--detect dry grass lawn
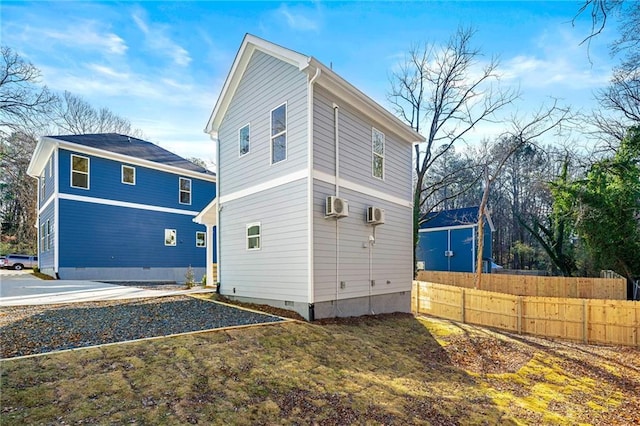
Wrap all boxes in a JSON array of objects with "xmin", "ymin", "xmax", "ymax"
[{"xmin": 1, "ymin": 301, "xmax": 639, "ymax": 425}]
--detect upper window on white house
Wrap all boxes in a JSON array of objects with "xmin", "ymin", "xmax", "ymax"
[
  {"xmin": 122, "ymin": 165, "xmax": 135, "ymax": 185},
  {"xmin": 164, "ymin": 229, "xmax": 176, "ymax": 246},
  {"xmin": 372, "ymin": 128, "xmax": 385, "ymax": 180},
  {"xmin": 239, "ymin": 124, "xmax": 250, "ymax": 157},
  {"xmin": 271, "ymin": 103, "xmax": 287, "ymax": 164},
  {"xmin": 179, "ymin": 177, "xmax": 191, "ymax": 205},
  {"xmin": 247, "ymin": 223, "xmax": 261, "ymax": 250},
  {"xmin": 196, "ymin": 231, "xmax": 206, "ymax": 248},
  {"xmin": 71, "ymin": 154, "xmax": 89, "ymax": 189}
]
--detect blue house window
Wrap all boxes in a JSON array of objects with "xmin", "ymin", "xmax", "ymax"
[
  {"xmin": 271, "ymin": 103, "xmax": 287, "ymax": 164},
  {"xmin": 122, "ymin": 165, "xmax": 135, "ymax": 185},
  {"xmin": 196, "ymin": 231, "xmax": 206, "ymax": 248},
  {"xmin": 179, "ymin": 177, "xmax": 191, "ymax": 205},
  {"xmin": 71, "ymin": 154, "xmax": 89, "ymax": 189},
  {"xmin": 40, "ymin": 173, "xmax": 45, "ymax": 199},
  {"xmin": 239, "ymin": 124, "xmax": 250, "ymax": 157},
  {"xmin": 164, "ymin": 229, "xmax": 176, "ymax": 246},
  {"xmin": 40, "ymin": 223, "xmax": 46, "ymax": 252}
]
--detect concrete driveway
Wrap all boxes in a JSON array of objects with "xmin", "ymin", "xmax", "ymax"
[{"xmin": 0, "ymin": 270, "xmax": 214, "ymax": 306}]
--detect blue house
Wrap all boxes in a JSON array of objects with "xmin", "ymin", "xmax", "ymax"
[
  {"xmin": 417, "ymin": 206, "xmax": 494, "ymax": 273},
  {"xmin": 27, "ymin": 133, "xmax": 217, "ymax": 282}
]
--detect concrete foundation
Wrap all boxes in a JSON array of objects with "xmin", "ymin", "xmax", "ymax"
[{"xmin": 56, "ymin": 267, "xmax": 205, "ymax": 283}]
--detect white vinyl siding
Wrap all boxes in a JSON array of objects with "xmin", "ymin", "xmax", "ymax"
[
  {"xmin": 217, "ymin": 49, "xmax": 308, "ymax": 195},
  {"xmin": 179, "ymin": 177, "xmax": 191, "ymax": 205},
  {"xmin": 246, "ymin": 222, "xmax": 261, "ymax": 250},
  {"xmin": 271, "ymin": 103, "xmax": 287, "ymax": 164},
  {"xmin": 70, "ymin": 154, "xmax": 89, "ymax": 189},
  {"xmin": 239, "ymin": 124, "xmax": 250, "ymax": 157},
  {"xmin": 219, "ymin": 179, "xmax": 308, "ymax": 302},
  {"xmin": 313, "ymin": 180, "xmax": 412, "ymax": 303},
  {"xmin": 312, "ymin": 86, "xmax": 412, "ymax": 201},
  {"xmin": 122, "ymin": 165, "xmax": 135, "ymax": 185},
  {"xmin": 372, "ymin": 128, "xmax": 385, "ymax": 179}
]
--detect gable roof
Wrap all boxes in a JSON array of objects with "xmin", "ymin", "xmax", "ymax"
[
  {"xmin": 420, "ymin": 206, "xmax": 495, "ymax": 232},
  {"xmin": 205, "ymin": 34, "xmax": 425, "ymax": 144},
  {"xmin": 28, "ymin": 133, "xmax": 215, "ymax": 181}
]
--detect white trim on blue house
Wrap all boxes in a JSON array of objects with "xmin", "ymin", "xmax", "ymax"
[
  {"xmin": 58, "ymin": 193, "xmax": 201, "ymax": 216},
  {"xmin": 418, "ymin": 224, "xmax": 477, "ymax": 232},
  {"xmin": 39, "ymin": 194, "xmax": 55, "ymax": 215}
]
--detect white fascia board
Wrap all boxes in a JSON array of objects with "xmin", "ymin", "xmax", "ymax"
[
  {"xmin": 57, "ymin": 141, "xmax": 216, "ymax": 182},
  {"xmin": 485, "ymin": 210, "xmax": 496, "ymax": 232},
  {"xmin": 309, "ymin": 58, "xmax": 425, "ymax": 145},
  {"xmin": 205, "ymin": 34, "xmax": 310, "ymax": 135},
  {"xmin": 27, "ymin": 137, "xmax": 57, "ymax": 177}
]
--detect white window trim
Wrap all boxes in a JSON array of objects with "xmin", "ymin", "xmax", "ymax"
[
  {"xmin": 179, "ymin": 177, "xmax": 192, "ymax": 205},
  {"xmin": 48, "ymin": 157, "xmax": 52, "ymax": 177},
  {"xmin": 270, "ymin": 102, "xmax": 288, "ymax": 165},
  {"xmin": 121, "ymin": 165, "xmax": 136, "ymax": 185},
  {"xmin": 46, "ymin": 219, "xmax": 51, "ymax": 251},
  {"xmin": 164, "ymin": 229, "xmax": 177, "ymax": 246},
  {"xmin": 70, "ymin": 154, "xmax": 90, "ymax": 190},
  {"xmin": 40, "ymin": 223, "xmax": 46, "ymax": 253},
  {"xmin": 41, "ymin": 173, "xmax": 46, "ymax": 199},
  {"xmin": 372, "ymin": 127, "xmax": 385, "ymax": 180},
  {"xmin": 239, "ymin": 123, "xmax": 251, "ymax": 157},
  {"xmin": 246, "ymin": 222, "xmax": 261, "ymax": 251},
  {"xmin": 196, "ymin": 231, "xmax": 206, "ymax": 248}
]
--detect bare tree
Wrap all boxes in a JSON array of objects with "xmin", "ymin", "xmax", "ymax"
[
  {"xmin": 474, "ymin": 101, "xmax": 571, "ymax": 289},
  {"xmin": 387, "ymin": 26, "xmax": 518, "ymax": 273},
  {"xmin": 52, "ymin": 91, "xmax": 144, "ymax": 137},
  {"xmin": 0, "ymin": 46, "xmax": 56, "ymax": 136}
]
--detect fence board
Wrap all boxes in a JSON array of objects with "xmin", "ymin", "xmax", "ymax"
[
  {"xmin": 416, "ymin": 271, "xmax": 627, "ymax": 300},
  {"xmin": 413, "ymin": 280, "xmax": 640, "ymax": 347}
]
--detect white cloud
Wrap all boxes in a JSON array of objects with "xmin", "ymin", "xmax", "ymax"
[
  {"xmin": 275, "ymin": 4, "xmax": 321, "ymax": 32},
  {"xmin": 131, "ymin": 10, "xmax": 191, "ymax": 67}
]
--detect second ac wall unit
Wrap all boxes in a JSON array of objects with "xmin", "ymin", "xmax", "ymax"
[
  {"xmin": 326, "ymin": 196, "xmax": 349, "ymax": 217},
  {"xmin": 367, "ymin": 206, "xmax": 385, "ymax": 224}
]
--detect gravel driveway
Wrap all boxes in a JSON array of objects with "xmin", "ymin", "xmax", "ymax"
[{"xmin": 0, "ymin": 296, "xmax": 285, "ymax": 359}]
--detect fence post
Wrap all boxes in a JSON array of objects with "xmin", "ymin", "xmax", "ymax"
[
  {"xmin": 582, "ymin": 299, "xmax": 588, "ymax": 344},
  {"xmin": 461, "ymin": 288, "xmax": 466, "ymax": 323},
  {"xmin": 517, "ymin": 296, "xmax": 523, "ymax": 334}
]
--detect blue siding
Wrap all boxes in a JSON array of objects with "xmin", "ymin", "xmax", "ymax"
[
  {"xmin": 38, "ymin": 203, "xmax": 55, "ymax": 269},
  {"xmin": 418, "ymin": 223, "xmax": 493, "ymax": 273},
  {"xmin": 39, "ymin": 152, "xmax": 56, "ymax": 208},
  {"xmin": 58, "ymin": 199, "xmax": 215, "ymax": 268},
  {"xmin": 58, "ymin": 149, "xmax": 216, "ymax": 210},
  {"xmin": 418, "ymin": 230, "xmax": 449, "ymax": 271}
]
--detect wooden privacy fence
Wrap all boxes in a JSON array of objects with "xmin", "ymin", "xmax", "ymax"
[
  {"xmin": 413, "ymin": 281, "xmax": 640, "ymax": 347},
  {"xmin": 416, "ymin": 270, "xmax": 627, "ymax": 300}
]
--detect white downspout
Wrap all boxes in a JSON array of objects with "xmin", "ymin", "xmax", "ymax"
[
  {"xmin": 333, "ymin": 103, "xmax": 341, "ymax": 315},
  {"xmin": 307, "ymin": 67, "xmax": 321, "ymax": 315}
]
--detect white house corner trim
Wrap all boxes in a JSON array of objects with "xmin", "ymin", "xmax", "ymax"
[{"xmin": 307, "ymin": 68, "xmax": 320, "ymax": 305}]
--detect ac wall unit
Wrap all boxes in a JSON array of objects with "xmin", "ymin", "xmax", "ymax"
[
  {"xmin": 326, "ymin": 196, "xmax": 349, "ymax": 217},
  {"xmin": 366, "ymin": 206, "xmax": 385, "ymax": 224}
]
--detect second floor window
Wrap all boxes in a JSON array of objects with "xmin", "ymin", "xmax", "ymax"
[
  {"xmin": 71, "ymin": 154, "xmax": 89, "ymax": 189},
  {"xmin": 122, "ymin": 165, "xmax": 135, "ymax": 185},
  {"xmin": 372, "ymin": 128, "xmax": 385, "ymax": 180},
  {"xmin": 41, "ymin": 173, "xmax": 46, "ymax": 199},
  {"xmin": 239, "ymin": 124, "xmax": 250, "ymax": 156},
  {"xmin": 271, "ymin": 103, "xmax": 287, "ymax": 164},
  {"xmin": 179, "ymin": 177, "xmax": 191, "ymax": 204}
]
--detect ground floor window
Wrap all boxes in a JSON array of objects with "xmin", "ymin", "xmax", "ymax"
[
  {"xmin": 164, "ymin": 229, "xmax": 176, "ymax": 246},
  {"xmin": 247, "ymin": 223, "xmax": 261, "ymax": 250},
  {"xmin": 196, "ymin": 231, "xmax": 206, "ymax": 247}
]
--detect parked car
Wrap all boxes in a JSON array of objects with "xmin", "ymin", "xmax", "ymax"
[{"xmin": 1, "ymin": 254, "xmax": 38, "ymax": 270}]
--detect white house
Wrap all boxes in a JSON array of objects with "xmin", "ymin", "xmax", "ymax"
[{"xmin": 203, "ymin": 34, "xmax": 424, "ymax": 320}]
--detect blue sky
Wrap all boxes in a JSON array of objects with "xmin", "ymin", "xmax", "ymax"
[{"xmin": 2, "ymin": 1, "xmax": 615, "ymax": 165}]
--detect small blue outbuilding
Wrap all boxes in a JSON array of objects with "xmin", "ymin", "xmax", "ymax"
[{"xmin": 416, "ymin": 206, "xmax": 495, "ymax": 273}]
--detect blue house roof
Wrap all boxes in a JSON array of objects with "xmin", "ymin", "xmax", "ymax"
[
  {"xmin": 48, "ymin": 133, "xmax": 214, "ymax": 176},
  {"xmin": 420, "ymin": 206, "xmax": 495, "ymax": 231}
]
